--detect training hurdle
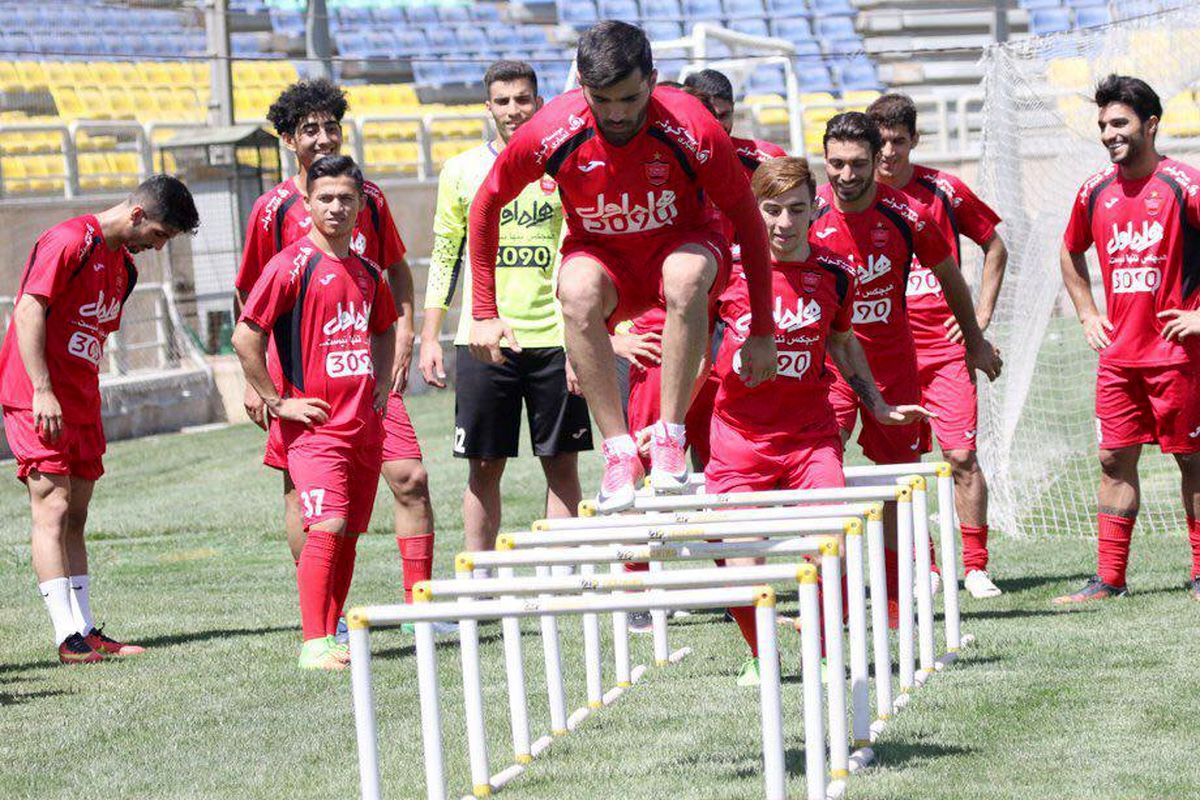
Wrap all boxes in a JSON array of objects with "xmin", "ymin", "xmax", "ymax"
[{"xmin": 348, "ymin": 581, "xmax": 826, "ymax": 800}]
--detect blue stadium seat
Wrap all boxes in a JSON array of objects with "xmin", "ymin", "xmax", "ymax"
[
  {"xmin": 772, "ymin": 17, "xmax": 814, "ymax": 43},
  {"xmin": 792, "ymin": 40, "xmax": 822, "ymax": 57},
  {"xmin": 412, "ymin": 59, "xmax": 449, "ymax": 88},
  {"xmin": 396, "ymin": 30, "xmax": 431, "ymax": 56},
  {"xmin": 747, "ymin": 65, "xmax": 786, "ymax": 96},
  {"xmin": 439, "ymin": 5, "xmax": 471, "ymax": 23},
  {"xmin": 810, "ymin": 0, "xmax": 855, "ymax": 14},
  {"xmin": 835, "ymin": 59, "xmax": 879, "ymax": 90},
  {"xmin": 518, "ymin": 27, "xmax": 548, "ymax": 46},
  {"xmin": 459, "ymin": 26, "xmax": 489, "ymax": 51},
  {"xmin": 825, "ymin": 38, "xmax": 863, "ymax": 57},
  {"xmin": 1066, "ymin": 0, "xmax": 1107, "ymax": 6},
  {"xmin": 428, "ymin": 27, "xmax": 459, "ymax": 52},
  {"xmin": 558, "ymin": 0, "xmax": 599, "ymax": 25},
  {"xmin": 1075, "ymin": 6, "xmax": 1111, "ymax": 27},
  {"xmin": 722, "ymin": 0, "xmax": 764, "ymax": 19},
  {"xmin": 644, "ymin": 21, "xmax": 685, "ymax": 40},
  {"xmin": 1029, "ymin": 7, "xmax": 1071, "ymax": 35},
  {"xmin": 642, "ymin": 0, "xmax": 682, "ymax": 19},
  {"xmin": 372, "ymin": 6, "xmax": 405, "ymax": 25},
  {"xmin": 795, "ymin": 62, "xmax": 835, "ymax": 93},
  {"xmin": 765, "ymin": 0, "xmax": 808, "ymax": 15},
  {"xmin": 729, "ymin": 17, "xmax": 769, "ymax": 37},
  {"xmin": 1018, "ymin": 0, "xmax": 1061, "ymax": 8},
  {"xmin": 682, "ymin": 0, "xmax": 723, "ymax": 22},
  {"xmin": 815, "ymin": 15, "xmax": 856, "ymax": 41},
  {"xmin": 406, "ymin": 5, "xmax": 440, "ymax": 25},
  {"xmin": 487, "ymin": 28, "xmax": 521, "ymax": 48},
  {"xmin": 600, "ymin": 0, "xmax": 640, "ymax": 19},
  {"xmin": 473, "ymin": 4, "xmax": 502, "ymax": 22}
]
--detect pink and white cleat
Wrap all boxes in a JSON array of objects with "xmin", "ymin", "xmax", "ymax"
[
  {"xmin": 596, "ymin": 440, "xmax": 645, "ymax": 513},
  {"xmin": 649, "ymin": 426, "xmax": 689, "ymax": 494}
]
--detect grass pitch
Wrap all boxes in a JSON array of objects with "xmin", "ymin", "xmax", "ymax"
[{"xmin": 1, "ymin": 391, "xmax": 1199, "ymax": 799}]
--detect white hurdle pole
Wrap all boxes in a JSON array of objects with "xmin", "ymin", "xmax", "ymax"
[
  {"xmin": 648, "ymin": 559, "xmax": 670, "ymax": 666},
  {"xmin": 820, "ymin": 538, "xmax": 849, "ymax": 781},
  {"xmin": 844, "ymin": 521, "xmax": 872, "ymax": 759},
  {"xmin": 541, "ymin": 501, "xmax": 881, "ymax": 531},
  {"xmin": 349, "ymin": 617, "xmax": 384, "ymax": 800},
  {"xmin": 865, "ymin": 505, "xmax": 893, "ymax": 723},
  {"xmin": 494, "ymin": 567, "xmax": 532, "ymax": 766},
  {"xmin": 609, "ymin": 562, "xmax": 632, "ymax": 690},
  {"xmin": 935, "ymin": 462, "xmax": 964, "ymax": 652},
  {"xmin": 534, "ymin": 564, "xmax": 569, "ymax": 737},
  {"xmin": 590, "ymin": 483, "xmax": 913, "ymax": 514},
  {"xmin": 911, "ymin": 476, "xmax": 936, "ymax": 682},
  {"xmin": 453, "ymin": 569, "xmax": 491, "ymax": 797},
  {"xmin": 580, "ymin": 563, "xmax": 604, "ymax": 710},
  {"xmin": 754, "ymin": 586, "xmax": 788, "ymax": 800},
  {"xmin": 798, "ymin": 568, "xmax": 827, "ymax": 800},
  {"xmin": 896, "ymin": 487, "xmax": 916, "ymax": 699}
]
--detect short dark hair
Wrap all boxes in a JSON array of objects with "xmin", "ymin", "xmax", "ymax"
[
  {"xmin": 681, "ymin": 85, "xmax": 718, "ymax": 116},
  {"xmin": 866, "ymin": 93, "xmax": 918, "ymax": 137},
  {"xmin": 131, "ymin": 174, "xmax": 199, "ymax": 234},
  {"xmin": 1094, "ymin": 74, "xmax": 1162, "ymax": 122},
  {"xmin": 266, "ymin": 78, "xmax": 348, "ymax": 138},
  {"xmin": 305, "ymin": 155, "xmax": 364, "ymax": 194},
  {"xmin": 484, "ymin": 59, "xmax": 538, "ymax": 96},
  {"xmin": 577, "ymin": 20, "xmax": 653, "ymax": 89},
  {"xmin": 823, "ymin": 111, "xmax": 883, "ymax": 157},
  {"xmin": 657, "ymin": 80, "xmax": 683, "ymax": 89},
  {"xmin": 683, "ymin": 69, "xmax": 733, "ymax": 103}
]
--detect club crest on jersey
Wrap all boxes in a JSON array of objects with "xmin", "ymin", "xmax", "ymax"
[
  {"xmin": 858, "ymin": 254, "xmax": 892, "ymax": 284},
  {"xmin": 644, "ymin": 154, "xmax": 670, "ymax": 187},
  {"xmin": 870, "ymin": 223, "xmax": 889, "ymax": 249},
  {"xmin": 323, "ymin": 301, "xmax": 370, "ymax": 335},
  {"xmin": 1144, "ymin": 190, "xmax": 1164, "ymax": 216},
  {"xmin": 540, "ymin": 176, "xmax": 557, "ymax": 195},
  {"xmin": 801, "ymin": 271, "xmax": 821, "ymax": 293}
]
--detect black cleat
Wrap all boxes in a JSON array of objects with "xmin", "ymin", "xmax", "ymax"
[{"xmin": 1052, "ymin": 575, "xmax": 1128, "ymax": 606}]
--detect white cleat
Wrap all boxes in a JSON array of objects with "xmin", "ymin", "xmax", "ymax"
[
  {"xmin": 596, "ymin": 442, "xmax": 645, "ymax": 513},
  {"xmin": 964, "ymin": 569, "xmax": 1002, "ymax": 599},
  {"xmin": 648, "ymin": 428, "xmax": 690, "ymax": 494},
  {"xmin": 916, "ymin": 571, "xmax": 942, "ymax": 597}
]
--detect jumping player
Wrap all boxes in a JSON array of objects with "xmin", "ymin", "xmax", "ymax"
[
  {"xmin": 467, "ymin": 21, "xmax": 778, "ymax": 512},
  {"xmin": 235, "ymin": 79, "xmax": 438, "ymax": 614},
  {"xmin": 234, "ymin": 156, "xmax": 398, "ymax": 669},
  {"xmin": 0, "ymin": 176, "xmax": 199, "ymax": 663},
  {"xmin": 867, "ymin": 93, "xmax": 1009, "ymax": 599},
  {"xmin": 711, "ymin": 157, "xmax": 932, "ymax": 685},
  {"xmin": 419, "ymin": 60, "xmax": 591, "ymax": 554},
  {"xmin": 1055, "ymin": 75, "xmax": 1200, "ymax": 604}
]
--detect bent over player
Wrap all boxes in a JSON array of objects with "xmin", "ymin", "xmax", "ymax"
[
  {"xmin": 1056, "ymin": 75, "xmax": 1200, "ymax": 604},
  {"xmin": 468, "ymin": 21, "xmax": 777, "ymax": 512},
  {"xmin": 0, "ymin": 176, "xmax": 199, "ymax": 663},
  {"xmin": 234, "ymin": 157, "xmax": 398, "ymax": 669}
]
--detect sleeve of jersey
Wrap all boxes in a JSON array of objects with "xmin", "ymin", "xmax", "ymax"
[
  {"xmin": 374, "ymin": 193, "xmax": 407, "ymax": 267},
  {"xmin": 762, "ymin": 141, "xmax": 788, "ymax": 158},
  {"xmin": 468, "ymin": 129, "xmax": 545, "ymax": 320},
  {"xmin": 952, "ymin": 178, "xmax": 1002, "ymax": 245},
  {"xmin": 20, "ymin": 229, "xmax": 76, "ymax": 301},
  {"xmin": 370, "ymin": 277, "xmax": 400, "ymax": 334},
  {"xmin": 1062, "ymin": 189, "xmax": 1094, "ymax": 253},
  {"xmin": 426, "ymin": 157, "xmax": 467, "ymax": 311},
  {"xmin": 700, "ymin": 132, "xmax": 773, "ymax": 336},
  {"xmin": 913, "ymin": 207, "xmax": 953, "ymax": 268},
  {"xmin": 235, "ymin": 196, "xmax": 273, "ymax": 295},
  {"xmin": 240, "ymin": 260, "xmax": 297, "ymax": 331},
  {"xmin": 1183, "ymin": 175, "xmax": 1200, "ymax": 229}
]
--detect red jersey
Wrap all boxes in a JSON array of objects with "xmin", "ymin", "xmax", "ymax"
[
  {"xmin": 235, "ymin": 177, "xmax": 406, "ymax": 296},
  {"xmin": 240, "ymin": 238, "xmax": 399, "ymax": 442},
  {"xmin": 1063, "ymin": 158, "xmax": 1200, "ymax": 366},
  {"xmin": 0, "ymin": 215, "xmax": 137, "ymax": 423},
  {"xmin": 893, "ymin": 164, "xmax": 1001, "ymax": 365},
  {"xmin": 468, "ymin": 85, "xmax": 774, "ymax": 335},
  {"xmin": 812, "ymin": 182, "xmax": 951, "ymax": 364},
  {"xmin": 713, "ymin": 247, "xmax": 855, "ymax": 444}
]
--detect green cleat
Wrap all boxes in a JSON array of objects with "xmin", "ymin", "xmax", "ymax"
[
  {"xmin": 298, "ymin": 636, "xmax": 348, "ymax": 671},
  {"xmin": 736, "ymin": 656, "xmax": 761, "ymax": 687}
]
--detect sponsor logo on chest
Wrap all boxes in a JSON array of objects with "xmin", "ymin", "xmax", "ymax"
[
  {"xmin": 577, "ymin": 191, "xmax": 678, "ymax": 234},
  {"xmin": 322, "ymin": 300, "xmax": 371, "ymax": 335},
  {"xmin": 858, "ymin": 253, "xmax": 892, "ymax": 285},
  {"xmin": 1106, "ymin": 220, "xmax": 1164, "ymax": 255}
]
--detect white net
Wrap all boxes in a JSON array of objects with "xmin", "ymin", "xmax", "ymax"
[{"xmin": 977, "ymin": 2, "xmax": 1200, "ymax": 538}]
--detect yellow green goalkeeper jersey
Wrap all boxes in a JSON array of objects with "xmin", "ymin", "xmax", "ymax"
[{"xmin": 426, "ymin": 140, "xmax": 565, "ymax": 347}]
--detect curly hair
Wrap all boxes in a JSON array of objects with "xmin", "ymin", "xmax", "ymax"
[{"xmin": 266, "ymin": 78, "xmax": 348, "ymax": 137}]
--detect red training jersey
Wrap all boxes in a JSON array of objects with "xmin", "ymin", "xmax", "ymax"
[
  {"xmin": 240, "ymin": 238, "xmax": 399, "ymax": 443},
  {"xmin": 713, "ymin": 247, "xmax": 855, "ymax": 444},
  {"xmin": 235, "ymin": 177, "xmax": 407, "ymax": 297},
  {"xmin": 893, "ymin": 164, "xmax": 1001, "ymax": 365},
  {"xmin": 1063, "ymin": 157, "xmax": 1200, "ymax": 366},
  {"xmin": 812, "ymin": 182, "xmax": 951, "ymax": 366},
  {"xmin": 0, "ymin": 215, "xmax": 137, "ymax": 423},
  {"xmin": 468, "ymin": 85, "xmax": 774, "ymax": 335}
]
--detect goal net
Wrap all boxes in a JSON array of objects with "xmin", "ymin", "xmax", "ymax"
[{"xmin": 977, "ymin": 2, "xmax": 1200, "ymax": 538}]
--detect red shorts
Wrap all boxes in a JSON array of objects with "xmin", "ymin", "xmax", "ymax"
[
  {"xmin": 918, "ymin": 357, "xmax": 978, "ymax": 452},
  {"xmin": 705, "ymin": 415, "xmax": 845, "ymax": 493},
  {"xmin": 1095, "ymin": 361, "xmax": 1200, "ymax": 454},
  {"xmin": 829, "ymin": 365, "xmax": 929, "ymax": 465},
  {"xmin": 286, "ymin": 433, "xmax": 383, "ymax": 533},
  {"xmin": 561, "ymin": 229, "xmax": 731, "ymax": 332},
  {"xmin": 627, "ymin": 366, "xmax": 718, "ymax": 467},
  {"xmin": 3, "ymin": 407, "xmax": 106, "ymax": 482},
  {"xmin": 264, "ymin": 393, "xmax": 423, "ymax": 470}
]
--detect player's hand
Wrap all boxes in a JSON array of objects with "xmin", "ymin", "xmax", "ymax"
[
  {"xmin": 565, "ymin": 356, "xmax": 583, "ymax": 396},
  {"xmin": 737, "ymin": 335, "xmax": 778, "ymax": 388},
  {"xmin": 943, "ymin": 312, "xmax": 989, "ymax": 345},
  {"xmin": 634, "ymin": 425, "xmax": 653, "ymax": 458},
  {"xmin": 1158, "ymin": 309, "xmax": 1200, "ymax": 342},
  {"xmin": 1081, "ymin": 312, "xmax": 1114, "ymax": 351},
  {"xmin": 243, "ymin": 384, "xmax": 267, "ymax": 430},
  {"xmin": 373, "ymin": 377, "xmax": 390, "ymax": 414},
  {"xmin": 469, "ymin": 317, "xmax": 520, "ymax": 365},
  {"xmin": 874, "ymin": 403, "xmax": 938, "ymax": 427},
  {"xmin": 611, "ymin": 330, "xmax": 662, "ymax": 371},
  {"xmin": 32, "ymin": 387, "xmax": 63, "ymax": 443},
  {"xmin": 965, "ymin": 337, "xmax": 1003, "ymax": 382},
  {"xmin": 419, "ymin": 336, "xmax": 447, "ymax": 389},
  {"xmin": 392, "ymin": 326, "xmax": 415, "ymax": 395},
  {"xmin": 270, "ymin": 397, "xmax": 331, "ymax": 426}
]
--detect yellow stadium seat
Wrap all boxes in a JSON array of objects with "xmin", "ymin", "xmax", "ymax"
[
  {"xmin": 108, "ymin": 153, "xmax": 141, "ymax": 187},
  {"xmin": 15, "ymin": 61, "xmax": 47, "ymax": 89},
  {"xmin": 1046, "ymin": 57, "xmax": 1089, "ymax": 89},
  {"xmin": 432, "ymin": 139, "xmax": 476, "ymax": 168},
  {"xmin": 0, "ymin": 62, "xmax": 19, "ymax": 91},
  {"xmin": 106, "ymin": 88, "xmax": 136, "ymax": 119},
  {"xmin": 2, "ymin": 155, "xmax": 34, "ymax": 193},
  {"xmin": 166, "ymin": 62, "xmax": 195, "ymax": 88},
  {"xmin": 744, "ymin": 93, "xmax": 789, "ymax": 127},
  {"xmin": 842, "ymin": 90, "xmax": 881, "ymax": 110},
  {"xmin": 77, "ymin": 132, "xmax": 119, "ymax": 152},
  {"xmin": 77, "ymin": 152, "xmax": 112, "ymax": 191},
  {"xmin": 92, "ymin": 63, "xmax": 121, "ymax": 86},
  {"xmin": 139, "ymin": 62, "xmax": 175, "ymax": 87},
  {"xmin": 52, "ymin": 87, "xmax": 88, "ymax": 120},
  {"xmin": 27, "ymin": 154, "xmax": 65, "ymax": 193},
  {"xmin": 1163, "ymin": 92, "xmax": 1200, "ymax": 138}
]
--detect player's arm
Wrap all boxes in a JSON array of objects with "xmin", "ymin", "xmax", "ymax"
[
  {"xmin": 385, "ymin": 258, "xmax": 415, "ymax": 394},
  {"xmin": 420, "ymin": 159, "xmax": 467, "ymax": 388},
  {"xmin": 945, "ymin": 232, "xmax": 1008, "ymax": 342},
  {"xmin": 1157, "ymin": 171, "xmax": 1200, "ymax": 343},
  {"xmin": 827, "ymin": 328, "xmax": 935, "ymax": 426},
  {"xmin": 1059, "ymin": 243, "xmax": 1112, "ymax": 351},
  {"xmin": 370, "ymin": 276, "xmax": 401, "ymax": 411},
  {"xmin": 926, "ymin": 256, "xmax": 1001, "ymax": 380},
  {"xmin": 234, "ymin": 197, "xmax": 274, "ymax": 425},
  {"xmin": 12, "ymin": 293, "xmax": 63, "ymax": 442},
  {"xmin": 467, "ymin": 127, "xmax": 546, "ymax": 364}
]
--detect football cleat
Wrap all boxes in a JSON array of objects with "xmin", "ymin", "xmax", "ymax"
[
  {"xmin": 964, "ymin": 570, "xmax": 1003, "ymax": 599},
  {"xmin": 648, "ymin": 428, "xmax": 689, "ymax": 494},
  {"xmin": 1052, "ymin": 575, "xmax": 1127, "ymax": 605},
  {"xmin": 596, "ymin": 441, "xmax": 645, "ymax": 513},
  {"xmin": 84, "ymin": 625, "xmax": 145, "ymax": 656},
  {"xmin": 298, "ymin": 636, "xmax": 348, "ymax": 671},
  {"xmin": 58, "ymin": 632, "xmax": 103, "ymax": 665}
]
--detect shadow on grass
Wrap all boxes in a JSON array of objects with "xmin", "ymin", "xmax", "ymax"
[
  {"xmin": 996, "ymin": 572, "xmax": 1093, "ymax": 594},
  {"xmin": 374, "ymin": 630, "xmax": 502, "ymax": 661},
  {"xmin": 135, "ymin": 624, "xmax": 297, "ymax": 649},
  {"xmin": 0, "ymin": 688, "xmax": 73, "ymax": 706},
  {"xmin": 966, "ymin": 607, "xmax": 1095, "ymax": 621},
  {"xmin": 871, "ymin": 739, "xmax": 975, "ymax": 769}
]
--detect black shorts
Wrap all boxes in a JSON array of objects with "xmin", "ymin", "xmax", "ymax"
[{"xmin": 454, "ymin": 346, "xmax": 594, "ymax": 459}]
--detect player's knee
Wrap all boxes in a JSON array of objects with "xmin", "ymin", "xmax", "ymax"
[
  {"xmin": 312, "ymin": 517, "xmax": 348, "ymax": 536},
  {"xmin": 947, "ymin": 449, "xmax": 978, "ymax": 475},
  {"xmin": 662, "ymin": 257, "xmax": 716, "ymax": 308},
  {"xmin": 541, "ymin": 453, "xmax": 579, "ymax": 485},
  {"xmin": 1098, "ymin": 448, "xmax": 1136, "ymax": 480},
  {"xmin": 1175, "ymin": 451, "xmax": 1200, "ymax": 476},
  {"xmin": 386, "ymin": 461, "xmax": 430, "ymax": 504},
  {"xmin": 468, "ymin": 458, "xmax": 506, "ymax": 486}
]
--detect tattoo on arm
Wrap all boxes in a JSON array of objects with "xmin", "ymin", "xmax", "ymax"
[
  {"xmin": 847, "ymin": 375, "xmax": 882, "ymax": 411},
  {"xmin": 1098, "ymin": 505, "xmax": 1138, "ymax": 520}
]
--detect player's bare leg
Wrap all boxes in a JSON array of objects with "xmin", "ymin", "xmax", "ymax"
[
  {"xmin": 948, "ymin": 448, "xmax": 1000, "ymax": 598},
  {"xmin": 559, "ymin": 256, "xmax": 642, "ymax": 511},
  {"xmin": 653, "ymin": 245, "xmax": 719, "ymax": 492},
  {"xmin": 1054, "ymin": 445, "xmax": 1140, "ymax": 604},
  {"xmin": 1175, "ymin": 451, "xmax": 1200, "ymax": 600},
  {"xmin": 541, "ymin": 452, "xmax": 581, "ymax": 520},
  {"xmin": 464, "ymin": 457, "xmax": 506, "ymax": 552},
  {"xmin": 383, "ymin": 458, "xmax": 440, "ymax": 610},
  {"xmin": 282, "ymin": 472, "xmax": 304, "ymax": 562}
]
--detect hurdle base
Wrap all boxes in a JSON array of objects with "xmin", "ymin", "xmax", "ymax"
[
  {"xmin": 631, "ymin": 664, "xmax": 648, "ymax": 683},
  {"xmin": 668, "ymin": 646, "xmax": 692, "ymax": 665},
  {"xmin": 825, "ymin": 778, "xmax": 847, "ymax": 800},
  {"xmin": 530, "ymin": 735, "xmax": 553, "ymax": 758},
  {"xmin": 566, "ymin": 707, "xmax": 591, "ymax": 731},
  {"xmin": 849, "ymin": 745, "xmax": 875, "ymax": 773}
]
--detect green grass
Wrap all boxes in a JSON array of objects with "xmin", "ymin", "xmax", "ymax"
[{"xmin": 2, "ymin": 391, "xmax": 1199, "ymax": 799}]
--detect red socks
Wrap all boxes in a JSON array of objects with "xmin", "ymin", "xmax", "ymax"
[
  {"xmin": 1188, "ymin": 516, "xmax": 1200, "ymax": 580},
  {"xmin": 1097, "ymin": 513, "xmax": 1135, "ymax": 588},
  {"xmin": 728, "ymin": 605, "xmax": 758, "ymax": 657},
  {"xmin": 961, "ymin": 525, "xmax": 989, "ymax": 573},
  {"xmin": 297, "ymin": 529, "xmax": 342, "ymax": 641},
  {"xmin": 328, "ymin": 535, "xmax": 360, "ymax": 634},
  {"xmin": 398, "ymin": 533, "xmax": 435, "ymax": 603}
]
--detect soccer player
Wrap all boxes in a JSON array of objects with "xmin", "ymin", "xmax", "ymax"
[
  {"xmin": 235, "ymin": 79, "xmax": 438, "ymax": 613},
  {"xmin": 234, "ymin": 156, "xmax": 398, "ymax": 670},
  {"xmin": 1055, "ymin": 75, "xmax": 1200, "ymax": 604},
  {"xmin": 867, "ymin": 93, "xmax": 1009, "ymax": 599},
  {"xmin": 468, "ymin": 21, "xmax": 778, "ymax": 512},
  {"xmin": 0, "ymin": 176, "xmax": 199, "ymax": 663},
  {"xmin": 419, "ymin": 61, "xmax": 591, "ymax": 554},
  {"xmin": 711, "ymin": 156, "xmax": 932, "ymax": 685}
]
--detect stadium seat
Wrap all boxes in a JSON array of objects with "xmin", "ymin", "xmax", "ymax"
[
  {"xmin": 1162, "ymin": 91, "xmax": 1200, "ymax": 138},
  {"xmin": 681, "ymin": 0, "xmax": 723, "ymax": 23},
  {"xmin": 1029, "ymin": 8, "xmax": 1071, "ymax": 35},
  {"xmin": 835, "ymin": 59, "xmax": 880, "ymax": 91},
  {"xmin": 439, "ymin": 4, "xmax": 471, "ymax": 23},
  {"xmin": 795, "ymin": 63, "xmax": 835, "ymax": 94},
  {"xmin": 558, "ymin": 0, "xmax": 599, "ymax": 26},
  {"xmin": 722, "ymin": 0, "xmax": 763, "ymax": 19},
  {"xmin": 1066, "ymin": 0, "xmax": 1107, "ymax": 6},
  {"xmin": 1074, "ymin": 6, "xmax": 1111, "ymax": 27},
  {"xmin": 1019, "ymin": 0, "xmax": 1062, "ymax": 8},
  {"xmin": 814, "ymin": 15, "xmax": 856, "ymax": 41},
  {"xmin": 518, "ymin": 27, "xmax": 549, "ymax": 47},
  {"xmin": 644, "ymin": 21, "xmax": 685, "ymax": 40},
  {"xmin": 406, "ymin": 5, "xmax": 440, "ymax": 25},
  {"xmin": 459, "ymin": 26, "xmax": 489, "ymax": 51},
  {"xmin": 641, "ymin": 0, "xmax": 682, "ymax": 19},
  {"xmin": 600, "ymin": 0, "xmax": 640, "ymax": 19},
  {"xmin": 811, "ymin": 0, "xmax": 854, "ymax": 13},
  {"xmin": 428, "ymin": 27, "xmax": 459, "ymax": 53},
  {"xmin": 728, "ymin": 17, "xmax": 769, "ymax": 37},
  {"xmin": 765, "ymin": 0, "xmax": 809, "ymax": 15},
  {"xmin": 772, "ymin": 17, "xmax": 814, "ymax": 44},
  {"xmin": 747, "ymin": 65, "xmax": 786, "ymax": 96},
  {"xmin": 487, "ymin": 28, "xmax": 521, "ymax": 48},
  {"xmin": 471, "ymin": 4, "xmax": 502, "ymax": 22},
  {"xmin": 743, "ymin": 93, "xmax": 789, "ymax": 127}
]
